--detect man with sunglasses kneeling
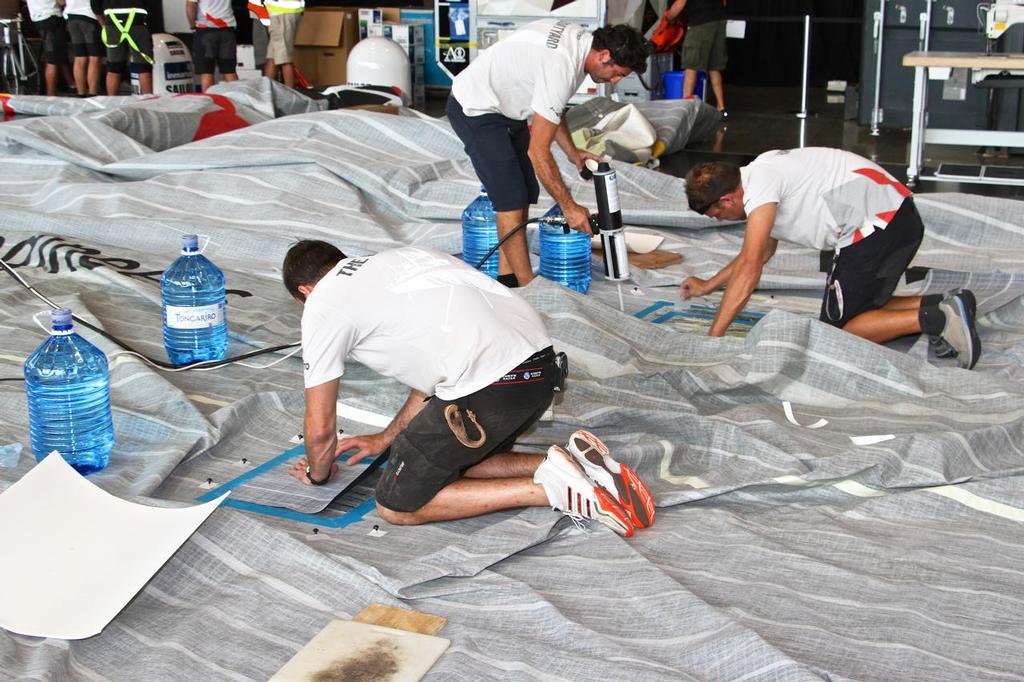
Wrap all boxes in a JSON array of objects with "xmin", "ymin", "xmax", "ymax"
[{"xmin": 681, "ymin": 148, "xmax": 981, "ymax": 369}]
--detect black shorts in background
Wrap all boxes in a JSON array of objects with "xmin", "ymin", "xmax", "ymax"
[
  {"xmin": 820, "ymin": 196, "xmax": 925, "ymax": 328},
  {"xmin": 193, "ymin": 27, "xmax": 237, "ymax": 76},
  {"xmin": 375, "ymin": 347, "xmax": 557, "ymax": 513},
  {"xmin": 33, "ymin": 16, "xmax": 68, "ymax": 65},
  {"xmin": 103, "ymin": 17, "xmax": 153, "ymax": 72},
  {"xmin": 446, "ymin": 94, "xmax": 540, "ymax": 213},
  {"xmin": 67, "ymin": 15, "xmax": 105, "ymax": 58}
]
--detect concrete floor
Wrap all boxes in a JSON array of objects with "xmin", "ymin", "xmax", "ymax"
[
  {"xmin": 657, "ymin": 85, "xmax": 1024, "ymax": 200},
  {"xmin": 428, "ymin": 83, "xmax": 1024, "ymax": 198}
]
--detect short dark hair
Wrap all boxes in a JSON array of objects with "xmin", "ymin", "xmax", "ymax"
[
  {"xmin": 591, "ymin": 25, "xmax": 649, "ymax": 74},
  {"xmin": 685, "ymin": 162, "xmax": 742, "ymax": 214},
  {"xmin": 282, "ymin": 239, "xmax": 346, "ymax": 301}
]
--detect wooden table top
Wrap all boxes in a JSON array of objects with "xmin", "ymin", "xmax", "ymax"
[{"xmin": 903, "ymin": 51, "xmax": 1024, "ymax": 69}]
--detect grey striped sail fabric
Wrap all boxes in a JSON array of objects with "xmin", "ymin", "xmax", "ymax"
[
  {"xmin": 1, "ymin": 86, "xmax": 1024, "ymax": 680},
  {"xmin": 227, "ymin": 454, "xmax": 383, "ymax": 513}
]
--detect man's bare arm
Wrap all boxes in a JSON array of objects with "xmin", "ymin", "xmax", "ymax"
[
  {"xmin": 666, "ymin": 0, "xmax": 688, "ymax": 22},
  {"xmin": 709, "ymin": 203, "xmax": 778, "ymax": 336},
  {"xmin": 334, "ymin": 388, "xmax": 430, "ymax": 466},
  {"xmin": 681, "ymin": 235, "xmax": 777, "ymax": 299},
  {"xmin": 301, "ymin": 379, "xmax": 340, "ymax": 481},
  {"xmin": 529, "ymin": 114, "xmax": 592, "ymax": 234},
  {"xmin": 380, "ymin": 388, "xmax": 429, "ymax": 444}
]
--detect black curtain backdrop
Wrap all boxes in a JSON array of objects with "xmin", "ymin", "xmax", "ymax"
[{"xmin": 725, "ymin": 0, "xmax": 863, "ymax": 86}]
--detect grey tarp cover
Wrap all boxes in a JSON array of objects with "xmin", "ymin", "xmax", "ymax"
[{"xmin": 2, "ymin": 81, "xmax": 1024, "ymax": 681}]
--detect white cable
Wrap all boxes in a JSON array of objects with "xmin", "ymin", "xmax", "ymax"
[
  {"xmin": 109, "ymin": 343, "xmax": 301, "ymax": 372},
  {"xmin": 31, "ymin": 310, "xmax": 51, "ymax": 334},
  {"xmin": 233, "ymin": 344, "xmax": 302, "ymax": 370}
]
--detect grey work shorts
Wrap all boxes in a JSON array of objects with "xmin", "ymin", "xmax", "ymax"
[
  {"xmin": 267, "ymin": 12, "xmax": 299, "ymax": 65},
  {"xmin": 681, "ymin": 19, "xmax": 728, "ymax": 72}
]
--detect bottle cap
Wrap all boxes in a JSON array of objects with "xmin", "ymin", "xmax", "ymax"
[
  {"xmin": 51, "ymin": 309, "xmax": 73, "ymax": 330},
  {"xmin": 181, "ymin": 234, "xmax": 200, "ymax": 252},
  {"xmin": 597, "ymin": 161, "xmax": 611, "ymax": 173}
]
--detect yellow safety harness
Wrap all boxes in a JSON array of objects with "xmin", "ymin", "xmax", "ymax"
[{"xmin": 102, "ymin": 9, "xmax": 154, "ymax": 65}]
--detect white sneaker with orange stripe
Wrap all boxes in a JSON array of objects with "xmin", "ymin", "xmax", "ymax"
[
  {"xmin": 566, "ymin": 430, "xmax": 656, "ymax": 529},
  {"xmin": 533, "ymin": 445, "xmax": 634, "ymax": 537}
]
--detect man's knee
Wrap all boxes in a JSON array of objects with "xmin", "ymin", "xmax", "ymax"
[{"xmin": 376, "ymin": 501, "xmax": 427, "ymax": 525}]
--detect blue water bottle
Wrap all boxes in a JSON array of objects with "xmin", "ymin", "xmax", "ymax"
[
  {"xmin": 461, "ymin": 187, "xmax": 499, "ymax": 278},
  {"xmin": 24, "ymin": 308, "xmax": 115, "ymax": 474},
  {"xmin": 161, "ymin": 234, "xmax": 228, "ymax": 366},
  {"xmin": 539, "ymin": 204, "xmax": 592, "ymax": 294}
]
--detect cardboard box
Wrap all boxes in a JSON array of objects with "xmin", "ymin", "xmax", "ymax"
[
  {"xmin": 236, "ymin": 44, "xmax": 256, "ymax": 71},
  {"xmin": 294, "ymin": 7, "xmax": 359, "ymax": 86}
]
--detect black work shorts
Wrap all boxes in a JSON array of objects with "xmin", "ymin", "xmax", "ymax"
[
  {"xmin": 375, "ymin": 347, "xmax": 558, "ymax": 513},
  {"xmin": 68, "ymin": 16, "xmax": 105, "ymax": 58},
  {"xmin": 103, "ymin": 18, "xmax": 153, "ymax": 72},
  {"xmin": 33, "ymin": 16, "xmax": 68, "ymax": 65},
  {"xmin": 193, "ymin": 27, "xmax": 237, "ymax": 75},
  {"xmin": 820, "ymin": 196, "xmax": 925, "ymax": 328},
  {"xmin": 446, "ymin": 94, "xmax": 540, "ymax": 213}
]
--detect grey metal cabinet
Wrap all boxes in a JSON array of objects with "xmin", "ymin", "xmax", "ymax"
[{"xmin": 858, "ymin": 0, "xmax": 989, "ymax": 129}]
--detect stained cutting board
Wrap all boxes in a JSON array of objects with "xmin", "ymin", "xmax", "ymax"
[
  {"xmin": 627, "ymin": 249, "xmax": 684, "ymax": 270},
  {"xmin": 269, "ymin": 619, "xmax": 450, "ymax": 682},
  {"xmin": 354, "ymin": 604, "xmax": 447, "ymax": 636},
  {"xmin": 592, "ymin": 246, "xmax": 684, "ymax": 270}
]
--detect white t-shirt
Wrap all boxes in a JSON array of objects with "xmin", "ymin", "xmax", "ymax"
[
  {"xmin": 194, "ymin": 0, "xmax": 237, "ymax": 28},
  {"xmin": 26, "ymin": 0, "xmax": 62, "ymax": 22},
  {"xmin": 301, "ymin": 247, "xmax": 552, "ymax": 400},
  {"xmin": 64, "ymin": 0, "xmax": 97, "ymax": 19},
  {"xmin": 451, "ymin": 19, "xmax": 592, "ymax": 124},
  {"xmin": 740, "ymin": 147, "xmax": 912, "ymax": 251}
]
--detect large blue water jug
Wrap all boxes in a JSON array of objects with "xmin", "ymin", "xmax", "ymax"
[
  {"xmin": 161, "ymin": 234, "xmax": 228, "ymax": 366},
  {"xmin": 24, "ymin": 308, "xmax": 115, "ymax": 475},
  {"xmin": 538, "ymin": 205, "xmax": 592, "ymax": 294},
  {"xmin": 461, "ymin": 187, "xmax": 499, "ymax": 278}
]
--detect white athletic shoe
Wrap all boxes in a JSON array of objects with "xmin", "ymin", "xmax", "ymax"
[
  {"xmin": 931, "ymin": 289, "xmax": 976, "ymax": 359},
  {"xmin": 566, "ymin": 430, "xmax": 656, "ymax": 529},
  {"xmin": 534, "ymin": 445, "xmax": 634, "ymax": 537},
  {"xmin": 937, "ymin": 289, "xmax": 980, "ymax": 370}
]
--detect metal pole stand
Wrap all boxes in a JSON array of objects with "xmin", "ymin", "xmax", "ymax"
[
  {"xmin": 870, "ymin": 0, "xmax": 886, "ymax": 136},
  {"xmin": 796, "ymin": 14, "xmax": 811, "ymax": 119}
]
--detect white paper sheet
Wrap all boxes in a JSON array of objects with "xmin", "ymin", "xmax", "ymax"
[
  {"xmin": 726, "ymin": 20, "xmax": 746, "ymax": 39},
  {"xmin": 0, "ymin": 454, "xmax": 228, "ymax": 639},
  {"xmin": 590, "ymin": 231, "xmax": 664, "ymax": 254}
]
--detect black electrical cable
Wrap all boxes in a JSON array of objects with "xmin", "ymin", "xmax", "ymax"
[
  {"xmin": 0, "ymin": 258, "xmax": 299, "ymax": 372},
  {"xmin": 473, "ymin": 217, "xmax": 541, "ymax": 270},
  {"xmin": 4, "ymin": 216, "xmax": 551, "ymax": 375}
]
